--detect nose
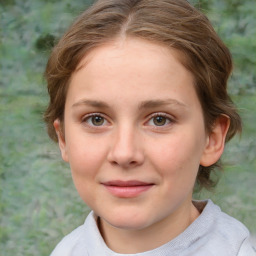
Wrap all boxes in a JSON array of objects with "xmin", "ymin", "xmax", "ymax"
[{"xmin": 107, "ymin": 126, "xmax": 145, "ymax": 169}]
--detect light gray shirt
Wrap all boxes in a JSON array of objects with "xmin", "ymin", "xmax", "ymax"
[{"xmin": 50, "ymin": 200, "xmax": 256, "ymax": 256}]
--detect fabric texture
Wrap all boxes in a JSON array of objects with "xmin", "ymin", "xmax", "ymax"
[{"xmin": 50, "ymin": 200, "xmax": 256, "ymax": 256}]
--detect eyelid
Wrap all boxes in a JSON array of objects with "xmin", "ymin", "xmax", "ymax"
[
  {"xmin": 145, "ymin": 112, "xmax": 175, "ymax": 126},
  {"xmin": 81, "ymin": 112, "xmax": 111, "ymax": 127},
  {"xmin": 149, "ymin": 112, "xmax": 174, "ymax": 118},
  {"xmin": 82, "ymin": 112, "xmax": 102, "ymax": 120}
]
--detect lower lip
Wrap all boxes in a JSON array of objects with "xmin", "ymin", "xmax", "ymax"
[{"xmin": 103, "ymin": 185, "xmax": 153, "ymax": 198}]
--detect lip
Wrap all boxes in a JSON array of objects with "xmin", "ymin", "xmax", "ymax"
[{"xmin": 102, "ymin": 180, "xmax": 154, "ymax": 198}]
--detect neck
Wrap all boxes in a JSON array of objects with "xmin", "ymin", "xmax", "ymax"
[{"xmin": 98, "ymin": 200, "xmax": 200, "ymax": 254}]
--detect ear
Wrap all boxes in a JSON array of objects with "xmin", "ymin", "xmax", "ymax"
[
  {"xmin": 200, "ymin": 115, "xmax": 230, "ymax": 167},
  {"xmin": 53, "ymin": 119, "xmax": 69, "ymax": 162}
]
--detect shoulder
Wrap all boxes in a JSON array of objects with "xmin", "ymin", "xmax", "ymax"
[
  {"xmin": 50, "ymin": 225, "xmax": 86, "ymax": 256},
  {"xmin": 49, "ymin": 212, "xmax": 95, "ymax": 256},
  {"xmin": 195, "ymin": 200, "xmax": 255, "ymax": 255},
  {"xmin": 237, "ymin": 237, "xmax": 256, "ymax": 256}
]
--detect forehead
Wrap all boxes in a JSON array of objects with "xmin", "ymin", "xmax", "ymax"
[
  {"xmin": 67, "ymin": 37, "xmax": 200, "ymax": 110},
  {"xmin": 76, "ymin": 37, "xmax": 189, "ymax": 78}
]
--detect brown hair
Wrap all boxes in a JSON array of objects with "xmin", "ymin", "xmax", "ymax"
[{"xmin": 44, "ymin": 0, "xmax": 242, "ymax": 189}]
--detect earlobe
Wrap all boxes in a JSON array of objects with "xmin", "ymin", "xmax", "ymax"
[
  {"xmin": 53, "ymin": 119, "xmax": 69, "ymax": 162},
  {"xmin": 200, "ymin": 115, "xmax": 230, "ymax": 167}
]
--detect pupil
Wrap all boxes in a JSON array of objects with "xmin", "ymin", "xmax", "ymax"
[
  {"xmin": 92, "ymin": 116, "xmax": 104, "ymax": 126},
  {"xmin": 153, "ymin": 116, "xmax": 166, "ymax": 126}
]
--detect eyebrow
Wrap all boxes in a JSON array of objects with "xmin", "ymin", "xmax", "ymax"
[
  {"xmin": 138, "ymin": 99, "xmax": 188, "ymax": 109},
  {"xmin": 72, "ymin": 98, "xmax": 188, "ymax": 109},
  {"xmin": 72, "ymin": 99, "xmax": 110, "ymax": 108}
]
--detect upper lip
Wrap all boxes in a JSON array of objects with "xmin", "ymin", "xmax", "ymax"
[{"xmin": 102, "ymin": 180, "xmax": 154, "ymax": 187}]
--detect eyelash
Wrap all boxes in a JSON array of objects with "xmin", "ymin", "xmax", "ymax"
[
  {"xmin": 81, "ymin": 113, "xmax": 109, "ymax": 127},
  {"xmin": 146, "ymin": 112, "xmax": 174, "ymax": 127},
  {"xmin": 81, "ymin": 112, "xmax": 175, "ymax": 128}
]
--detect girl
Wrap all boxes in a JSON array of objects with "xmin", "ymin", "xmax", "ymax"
[{"xmin": 44, "ymin": 0, "xmax": 255, "ymax": 255}]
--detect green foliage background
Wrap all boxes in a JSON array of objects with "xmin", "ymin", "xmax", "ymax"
[{"xmin": 0, "ymin": 0, "xmax": 255, "ymax": 255}]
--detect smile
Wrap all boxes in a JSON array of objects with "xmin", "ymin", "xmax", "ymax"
[{"xmin": 102, "ymin": 180, "xmax": 154, "ymax": 198}]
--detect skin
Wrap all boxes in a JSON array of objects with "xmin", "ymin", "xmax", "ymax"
[{"xmin": 54, "ymin": 37, "xmax": 229, "ymax": 253}]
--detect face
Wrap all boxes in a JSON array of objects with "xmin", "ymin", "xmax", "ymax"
[{"xmin": 55, "ymin": 38, "xmax": 215, "ymax": 235}]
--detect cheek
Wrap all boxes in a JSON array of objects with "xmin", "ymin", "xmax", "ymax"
[
  {"xmin": 65, "ymin": 130, "xmax": 107, "ymax": 169},
  {"xmin": 68, "ymin": 142, "xmax": 106, "ymax": 176},
  {"xmin": 67, "ymin": 143, "xmax": 107, "ymax": 206},
  {"xmin": 149, "ymin": 133, "xmax": 202, "ymax": 178},
  {"xmin": 65, "ymin": 136, "xmax": 108, "ymax": 195}
]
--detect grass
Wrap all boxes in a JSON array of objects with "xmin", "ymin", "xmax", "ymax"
[
  {"xmin": 1, "ymin": 85, "xmax": 255, "ymax": 255},
  {"xmin": 0, "ymin": 91, "xmax": 90, "ymax": 255},
  {"xmin": 1, "ymin": 0, "xmax": 255, "ymax": 255}
]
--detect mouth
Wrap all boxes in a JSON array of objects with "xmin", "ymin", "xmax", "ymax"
[{"xmin": 101, "ymin": 180, "xmax": 154, "ymax": 198}]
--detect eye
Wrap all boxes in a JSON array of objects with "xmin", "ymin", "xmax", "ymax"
[
  {"xmin": 82, "ymin": 114, "xmax": 108, "ymax": 127},
  {"xmin": 147, "ymin": 113, "xmax": 173, "ymax": 127},
  {"xmin": 152, "ymin": 116, "xmax": 168, "ymax": 126}
]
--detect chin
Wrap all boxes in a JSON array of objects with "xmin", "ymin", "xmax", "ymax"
[
  {"xmin": 101, "ymin": 210, "xmax": 153, "ymax": 230},
  {"xmin": 108, "ymin": 219, "xmax": 149, "ymax": 231}
]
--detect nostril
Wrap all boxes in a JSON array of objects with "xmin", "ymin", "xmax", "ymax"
[
  {"xmin": 109, "ymin": 158, "xmax": 140, "ymax": 169},
  {"xmin": 106, "ymin": 137, "xmax": 145, "ymax": 168},
  {"xmin": 111, "ymin": 160, "xmax": 137, "ymax": 167},
  {"xmin": 110, "ymin": 160, "xmax": 119, "ymax": 166}
]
